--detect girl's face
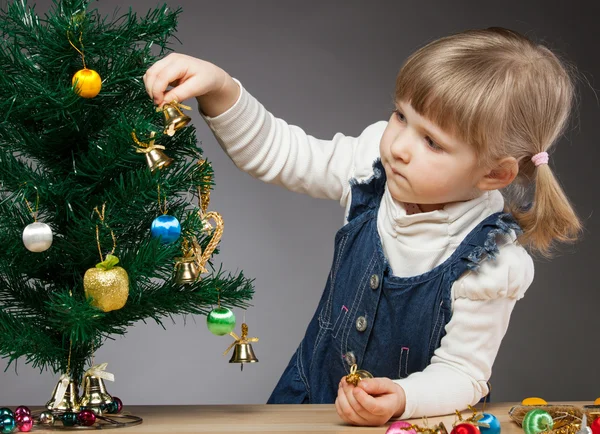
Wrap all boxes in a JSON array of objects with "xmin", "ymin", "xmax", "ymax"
[{"xmin": 379, "ymin": 101, "xmax": 490, "ymax": 212}]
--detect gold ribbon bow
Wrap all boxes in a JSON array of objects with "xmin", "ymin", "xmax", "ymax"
[
  {"xmin": 223, "ymin": 323, "xmax": 259, "ymax": 356},
  {"xmin": 345, "ymin": 364, "xmax": 361, "ymax": 386},
  {"xmin": 155, "ymin": 100, "xmax": 191, "ymax": 112},
  {"xmin": 132, "ymin": 131, "xmax": 163, "ymax": 154},
  {"xmin": 454, "ymin": 406, "xmax": 490, "ymax": 429},
  {"xmin": 175, "ymin": 237, "xmax": 206, "ymax": 273}
]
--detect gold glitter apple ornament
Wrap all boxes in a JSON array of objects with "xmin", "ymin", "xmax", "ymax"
[{"xmin": 83, "ymin": 204, "xmax": 129, "ymax": 312}]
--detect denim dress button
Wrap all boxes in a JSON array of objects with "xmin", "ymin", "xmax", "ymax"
[
  {"xmin": 369, "ymin": 274, "xmax": 379, "ymax": 289},
  {"xmin": 344, "ymin": 351, "xmax": 356, "ymax": 366},
  {"xmin": 356, "ymin": 316, "xmax": 367, "ymax": 332}
]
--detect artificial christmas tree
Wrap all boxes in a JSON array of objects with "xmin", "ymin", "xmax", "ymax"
[{"xmin": 0, "ymin": 0, "xmax": 254, "ymax": 425}]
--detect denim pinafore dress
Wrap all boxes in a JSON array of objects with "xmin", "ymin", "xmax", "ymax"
[{"xmin": 267, "ymin": 160, "xmax": 520, "ymax": 404}]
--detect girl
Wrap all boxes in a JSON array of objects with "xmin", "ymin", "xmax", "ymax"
[{"xmin": 144, "ymin": 27, "xmax": 581, "ymax": 426}]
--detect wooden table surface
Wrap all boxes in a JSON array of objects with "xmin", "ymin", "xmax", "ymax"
[{"xmin": 23, "ymin": 402, "xmax": 589, "ymax": 433}]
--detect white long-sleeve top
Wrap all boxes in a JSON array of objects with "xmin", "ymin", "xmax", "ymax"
[{"xmin": 201, "ymin": 80, "xmax": 534, "ymax": 419}]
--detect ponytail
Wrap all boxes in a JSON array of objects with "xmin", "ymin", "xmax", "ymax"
[{"xmin": 510, "ymin": 162, "xmax": 582, "ymax": 257}]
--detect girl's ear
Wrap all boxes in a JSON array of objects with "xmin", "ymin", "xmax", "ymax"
[{"xmin": 477, "ymin": 157, "xmax": 519, "ymax": 191}]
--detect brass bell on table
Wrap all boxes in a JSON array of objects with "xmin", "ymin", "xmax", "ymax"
[
  {"xmin": 175, "ymin": 257, "xmax": 200, "ymax": 284},
  {"xmin": 46, "ymin": 376, "xmax": 80, "ymax": 412},
  {"xmin": 161, "ymin": 102, "xmax": 191, "ymax": 136},
  {"xmin": 145, "ymin": 148, "xmax": 173, "ymax": 171},
  {"xmin": 79, "ymin": 374, "xmax": 114, "ymax": 414}
]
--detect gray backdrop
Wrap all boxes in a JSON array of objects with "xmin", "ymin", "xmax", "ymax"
[{"xmin": 1, "ymin": 0, "xmax": 599, "ymax": 406}]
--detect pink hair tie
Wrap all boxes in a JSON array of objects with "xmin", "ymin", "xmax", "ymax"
[{"xmin": 531, "ymin": 151, "xmax": 549, "ymax": 167}]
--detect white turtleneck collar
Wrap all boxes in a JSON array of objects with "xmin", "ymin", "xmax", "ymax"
[{"xmin": 377, "ymin": 188, "xmax": 505, "ymax": 277}]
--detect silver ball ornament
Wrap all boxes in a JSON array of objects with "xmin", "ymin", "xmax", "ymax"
[
  {"xmin": 22, "ymin": 222, "xmax": 53, "ymax": 252},
  {"xmin": 38, "ymin": 411, "xmax": 55, "ymax": 425}
]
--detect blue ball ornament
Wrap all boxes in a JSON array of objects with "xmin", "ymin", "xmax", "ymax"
[
  {"xmin": 479, "ymin": 413, "xmax": 501, "ymax": 434},
  {"xmin": 151, "ymin": 215, "xmax": 181, "ymax": 244},
  {"xmin": 0, "ymin": 410, "xmax": 11, "ymax": 419},
  {"xmin": 0, "ymin": 415, "xmax": 16, "ymax": 434}
]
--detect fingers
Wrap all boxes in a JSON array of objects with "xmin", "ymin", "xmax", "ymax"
[
  {"xmin": 161, "ymin": 77, "xmax": 202, "ymax": 108},
  {"xmin": 143, "ymin": 55, "xmax": 173, "ymax": 105},
  {"xmin": 352, "ymin": 385, "xmax": 388, "ymax": 416},
  {"xmin": 356, "ymin": 378, "xmax": 406, "ymax": 418},
  {"xmin": 143, "ymin": 53, "xmax": 197, "ymax": 107},
  {"xmin": 357, "ymin": 377, "xmax": 397, "ymax": 396},
  {"xmin": 335, "ymin": 380, "xmax": 370, "ymax": 425}
]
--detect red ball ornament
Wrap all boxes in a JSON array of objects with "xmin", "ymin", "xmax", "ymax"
[
  {"xmin": 15, "ymin": 414, "xmax": 33, "ymax": 432},
  {"xmin": 13, "ymin": 407, "xmax": 30, "ymax": 418},
  {"xmin": 77, "ymin": 410, "xmax": 96, "ymax": 427},
  {"xmin": 451, "ymin": 424, "xmax": 480, "ymax": 434},
  {"xmin": 591, "ymin": 418, "xmax": 600, "ymax": 434}
]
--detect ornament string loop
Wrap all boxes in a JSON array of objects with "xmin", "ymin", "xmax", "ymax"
[
  {"xmin": 23, "ymin": 190, "xmax": 39, "ymax": 222},
  {"xmin": 67, "ymin": 30, "xmax": 87, "ymax": 69},
  {"xmin": 93, "ymin": 204, "xmax": 116, "ymax": 261},
  {"xmin": 156, "ymin": 185, "xmax": 168, "ymax": 215}
]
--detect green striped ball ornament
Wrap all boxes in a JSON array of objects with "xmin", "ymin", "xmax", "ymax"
[
  {"xmin": 207, "ymin": 307, "xmax": 236, "ymax": 336},
  {"xmin": 522, "ymin": 409, "xmax": 553, "ymax": 434}
]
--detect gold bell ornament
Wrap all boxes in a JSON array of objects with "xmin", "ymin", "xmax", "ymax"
[
  {"xmin": 223, "ymin": 322, "xmax": 259, "ymax": 371},
  {"xmin": 46, "ymin": 374, "xmax": 80, "ymax": 411},
  {"xmin": 345, "ymin": 363, "xmax": 373, "ymax": 386},
  {"xmin": 174, "ymin": 257, "xmax": 200, "ymax": 284},
  {"xmin": 174, "ymin": 238, "xmax": 202, "ymax": 284},
  {"xmin": 79, "ymin": 363, "xmax": 115, "ymax": 414},
  {"xmin": 132, "ymin": 131, "xmax": 173, "ymax": 171},
  {"xmin": 159, "ymin": 101, "xmax": 191, "ymax": 136}
]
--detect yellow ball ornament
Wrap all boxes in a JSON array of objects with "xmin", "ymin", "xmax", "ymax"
[
  {"xmin": 522, "ymin": 397, "xmax": 548, "ymax": 406},
  {"xmin": 72, "ymin": 68, "xmax": 102, "ymax": 98},
  {"xmin": 594, "ymin": 397, "xmax": 600, "ymax": 405}
]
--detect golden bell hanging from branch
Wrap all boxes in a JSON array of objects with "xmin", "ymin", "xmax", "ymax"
[
  {"xmin": 46, "ymin": 374, "xmax": 80, "ymax": 412},
  {"xmin": 175, "ymin": 257, "xmax": 200, "ymax": 284},
  {"xmin": 145, "ymin": 148, "xmax": 174, "ymax": 171},
  {"xmin": 223, "ymin": 323, "xmax": 259, "ymax": 371},
  {"xmin": 229, "ymin": 341, "xmax": 259, "ymax": 366},
  {"xmin": 175, "ymin": 238, "xmax": 202, "ymax": 284},
  {"xmin": 160, "ymin": 101, "xmax": 191, "ymax": 136},
  {"xmin": 132, "ymin": 131, "xmax": 173, "ymax": 171}
]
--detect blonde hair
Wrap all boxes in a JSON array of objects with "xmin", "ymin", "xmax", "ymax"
[{"xmin": 395, "ymin": 27, "xmax": 582, "ymax": 257}]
